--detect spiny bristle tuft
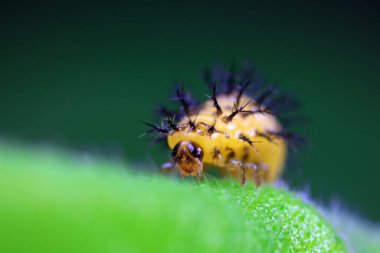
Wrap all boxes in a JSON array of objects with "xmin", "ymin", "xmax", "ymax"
[
  {"xmin": 239, "ymin": 63, "xmax": 255, "ymax": 85},
  {"xmin": 160, "ymin": 115, "xmax": 179, "ymax": 131},
  {"xmin": 256, "ymin": 131, "xmax": 278, "ymax": 144},
  {"xmin": 226, "ymin": 63, "xmax": 237, "ymax": 94},
  {"xmin": 187, "ymin": 113, "xmax": 198, "ymax": 130},
  {"xmin": 238, "ymin": 133, "xmax": 260, "ymax": 154},
  {"xmin": 255, "ymin": 86, "xmax": 278, "ymax": 106},
  {"xmin": 141, "ymin": 121, "xmax": 170, "ymax": 135},
  {"xmin": 224, "ymin": 100, "xmax": 251, "ymax": 122},
  {"xmin": 203, "ymin": 65, "xmax": 238, "ymax": 94},
  {"xmin": 235, "ymin": 80, "xmax": 251, "ymax": 106},
  {"xmin": 206, "ymin": 81, "xmax": 223, "ymax": 115},
  {"xmin": 267, "ymin": 130, "xmax": 305, "ymax": 151},
  {"xmin": 207, "ymin": 120, "xmax": 217, "ymax": 134},
  {"xmin": 203, "ymin": 63, "xmax": 257, "ymax": 95},
  {"xmin": 266, "ymin": 95, "xmax": 300, "ymax": 115},
  {"xmin": 145, "ymin": 63, "xmax": 304, "ymax": 158},
  {"xmin": 175, "ymin": 85, "xmax": 198, "ymax": 117},
  {"xmin": 156, "ymin": 105, "xmax": 177, "ymax": 118}
]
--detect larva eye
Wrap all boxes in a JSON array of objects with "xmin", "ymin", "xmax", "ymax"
[
  {"xmin": 171, "ymin": 142, "xmax": 181, "ymax": 157},
  {"xmin": 189, "ymin": 143, "xmax": 204, "ymax": 160}
]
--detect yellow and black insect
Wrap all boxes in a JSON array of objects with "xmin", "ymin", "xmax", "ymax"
[{"xmin": 144, "ymin": 64, "xmax": 302, "ymax": 186}]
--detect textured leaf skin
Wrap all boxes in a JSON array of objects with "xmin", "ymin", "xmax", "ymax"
[{"xmin": 0, "ymin": 143, "xmax": 346, "ymax": 253}]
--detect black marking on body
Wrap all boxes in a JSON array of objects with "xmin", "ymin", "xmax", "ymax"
[
  {"xmin": 225, "ymin": 147, "xmax": 235, "ymax": 160},
  {"xmin": 207, "ymin": 121, "xmax": 217, "ymax": 134},
  {"xmin": 188, "ymin": 119, "xmax": 196, "ymax": 130},
  {"xmin": 171, "ymin": 142, "xmax": 181, "ymax": 157},
  {"xmin": 211, "ymin": 147, "xmax": 221, "ymax": 160},
  {"xmin": 195, "ymin": 121, "xmax": 223, "ymax": 136},
  {"xmin": 242, "ymin": 146, "xmax": 250, "ymax": 162},
  {"xmin": 207, "ymin": 120, "xmax": 225, "ymax": 135}
]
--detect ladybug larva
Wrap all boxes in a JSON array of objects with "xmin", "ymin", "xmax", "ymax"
[{"xmin": 144, "ymin": 64, "xmax": 301, "ymax": 186}]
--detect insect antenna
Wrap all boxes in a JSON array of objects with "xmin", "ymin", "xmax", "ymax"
[
  {"xmin": 206, "ymin": 81, "xmax": 223, "ymax": 116},
  {"xmin": 223, "ymin": 100, "xmax": 251, "ymax": 122}
]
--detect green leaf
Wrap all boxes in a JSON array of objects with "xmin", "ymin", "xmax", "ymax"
[{"xmin": 0, "ymin": 143, "xmax": 347, "ymax": 252}]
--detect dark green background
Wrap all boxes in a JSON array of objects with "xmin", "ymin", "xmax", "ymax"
[{"xmin": 1, "ymin": 1, "xmax": 379, "ymax": 221}]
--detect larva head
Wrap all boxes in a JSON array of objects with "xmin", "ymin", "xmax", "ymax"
[{"xmin": 171, "ymin": 141, "xmax": 204, "ymax": 177}]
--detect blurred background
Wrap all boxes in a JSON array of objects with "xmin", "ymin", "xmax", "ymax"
[{"xmin": 0, "ymin": 1, "xmax": 379, "ymax": 221}]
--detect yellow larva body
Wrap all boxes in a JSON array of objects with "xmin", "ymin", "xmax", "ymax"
[{"xmin": 167, "ymin": 93, "xmax": 287, "ymax": 183}]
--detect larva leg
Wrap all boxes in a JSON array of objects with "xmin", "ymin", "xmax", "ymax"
[
  {"xmin": 244, "ymin": 162, "xmax": 268, "ymax": 187},
  {"xmin": 196, "ymin": 171, "xmax": 204, "ymax": 181},
  {"xmin": 226, "ymin": 159, "xmax": 246, "ymax": 186},
  {"xmin": 257, "ymin": 163, "xmax": 269, "ymax": 186}
]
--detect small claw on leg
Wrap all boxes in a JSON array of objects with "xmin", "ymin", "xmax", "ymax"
[
  {"xmin": 249, "ymin": 163, "xmax": 267, "ymax": 187},
  {"xmin": 242, "ymin": 162, "xmax": 265, "ymax": 187},
  {"xmin": 240, "ymin": 166, "xmax": 247, "ymax": 186},
  {"xmin": 226, "ymin": 159, "xmax": 245, "ymax": 186}
]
